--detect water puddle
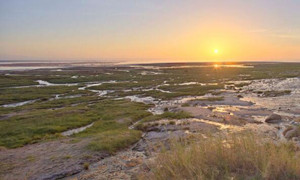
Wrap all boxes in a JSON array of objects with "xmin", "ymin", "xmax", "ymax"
[
  {"xmin": 78, "ymin": 80, "xmax": 116, "ymax": 90},
  {"xmin": 50, "ymin": 94, "xmax": 82, "ymax": 100},
  {"xmin": 176, "ymin": 82, "xmax": 218, "ymax": 86},
  {"xmin": 36, "ymin": 80, "xmax": 78, "ymax": 86},
  {"xmin": 125, "ymin": 96, "xmax": 157, "ymax": 104},
  {"xmin": 77, "ymin": 80, "xmax": 117, "ymax": 97},
  {"xmin": 11, "ymin": 80, "xmax": 78, "ymax": 88},
  {"xmin": 178, "ymin": 82, "xmax": 199, "ymax": 86},
  {"xmin": 61, "ymin": 123, "xmax": 94, "ymax": 136},
  {"xmin": 140, "ymin": 71, "xmax": 163, "ymax": 75},
  {"xmin": 90, "ymin": 90, "xmax": 115, "ymax": 97},
  {"xmin": 156, "ymin": 88, "xmax": 171, "ymax": 93},
  {"xmin": 2, "ymin": 100, "xmax": 37, "ymax": 108}
]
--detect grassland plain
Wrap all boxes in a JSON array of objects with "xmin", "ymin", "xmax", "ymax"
[
  {"xmin": 0, "ymin": 62, "xmax": 299, "ymax": 148},
  {"xmin": 0, "ymin": 62, "xmax": 299, "ymax": 179}
]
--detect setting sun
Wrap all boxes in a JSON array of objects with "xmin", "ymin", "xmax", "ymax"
[{"xmin": 0, "ymin": 1, "xmax": 300, "ymax": 179}]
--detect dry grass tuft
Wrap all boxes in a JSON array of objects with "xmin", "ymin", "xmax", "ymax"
[{"xmin": 141, "ymin": 133, "xmax": 300, "ymax": 180}]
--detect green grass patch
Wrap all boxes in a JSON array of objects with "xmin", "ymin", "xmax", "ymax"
[
  {"xmin": 0, "ymin": 99, "xmax": 152, "ymax": 148},
  {"xmin": 0, "ymin": 86, "xmax": 87, "ymax": 105},
  {"xmin": 0, "ymin": 75, "xmax": 38, "ymax": 88},
  {"xmin": 87, "ymin": 129, "xmax": 142, "ymax": 154}
]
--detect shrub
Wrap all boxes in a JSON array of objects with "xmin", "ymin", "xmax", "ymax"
[
  {"xmin": 83, "ymin": 162, "xmax": 89, "ymax": 170},
  {"xmin": 169, "ymin": 121, "xmax": 176, "ymax": 125}
]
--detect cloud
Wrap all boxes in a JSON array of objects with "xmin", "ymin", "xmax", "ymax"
[
  {"xmin": 248, "ymin": 28, "xmax": 300, "ymax": 39},
  {"xmin": 248, "ymin": 29, "xmax": 269, "ymax": 33},
  {"xmin": 270, "ymin": 34, "xmax": 300, "ymax": 39}
]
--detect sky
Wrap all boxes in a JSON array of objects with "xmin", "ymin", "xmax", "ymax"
[{"xmin": 0, "ymin": 0, "xmax": 300, "ymax": 62}]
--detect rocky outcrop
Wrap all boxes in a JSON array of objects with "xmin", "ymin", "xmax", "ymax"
[{"xmin": 265, "ymin": 114, "xmax": 282, "ymax": 123}]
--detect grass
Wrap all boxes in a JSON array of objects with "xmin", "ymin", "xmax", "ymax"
[
  {"xmin": 140, "ymin": 111, "xmax": 192, "ymax": 123},
  {"xmin": 0, "ymin": 99, "xmax": 151, "ymax": 148},
  {"xmin": 87, "ymin": 129, "xmax": 142, "ymax": 154},
  {"xmin": 25, "ymin": 155, "xmax": 36, "ymax": 162},
  {"xmin": 0, "ymin": 85, "xmax": 88, "ymax": 105},
  {"xmin": 0, "ymin": 105, "xmax": 92, "ymax": 148},
  {"xmin": 69, "ymin": 100, "xmax": 151, "ymax": 153},
  {"xmin": 143, "ymin": 133, "xmax": 300, "ymax": 180},
  {"xmin": 83, "ymin": 162, "xmax": 90, "ymax": 170},
  {"xmin": 181, "ymin": 103, "xmax": 190, "ymax": 107},
  {"xmin": 63, "ymin": 155, "xmax": 72, "ymax": 159},
  {"xmin": 0, "ymin": 74, "xmax": 38, "ymax": 88}
]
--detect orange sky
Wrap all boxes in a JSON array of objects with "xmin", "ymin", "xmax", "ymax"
[{"xmin": 0, "ymin": 1, "xmax": 299, "ymax": 62}]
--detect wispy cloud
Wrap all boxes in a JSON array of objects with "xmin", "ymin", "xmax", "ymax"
[
  {"xmin": 249, "ymin": 28, "xmax": 300, "ymax": 39},
  {"xmin": 270, "ymin": 34, "xmax": 300, "ymax": 39},
  {"xmin": 248, "ymin": 29, "xmax": 269, "ymax": 33}
]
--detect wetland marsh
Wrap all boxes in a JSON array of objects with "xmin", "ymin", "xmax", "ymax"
[{"xmin": 0, "ymin": 62, "xmax": 299, "ymax": 180}]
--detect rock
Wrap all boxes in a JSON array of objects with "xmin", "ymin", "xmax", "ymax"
[
  {"xmin": 41, "ymin": 168, "xmax": 82, "ymax": 180},
  {"xmin": 284, "ymin": 126, "xmax": 300, "ymax": 140},
  {"xmin": 237, "ymin": 95, "xmax": 243, "ymax": 98},
  {"xmin": 283, "ymin": 126, "xmax": 293, "ymax": 136},
  {"xmin": 265, "ymin": 114, "xmax": 282, "ymax": 123}
]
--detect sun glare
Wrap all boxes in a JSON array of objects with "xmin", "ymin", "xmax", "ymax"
[
  {"xmin": 214, "ymin": 49, "xmax": 219, "ymax": 54},
  {"xmin": 214, "ymin": 64, "xmax": 219, "ymax": 68}
]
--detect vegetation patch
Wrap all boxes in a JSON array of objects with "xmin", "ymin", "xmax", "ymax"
[
  {"xmin": 143, "ymin": 133, "xmax": 300, "ymax": 180},
  {"xmin": 0, "ymin": 99, "xmax": 151, "ymax": 148},
  {"xmin": 0, "ymin": 86, "xmax": 87, "ymax": 105},
  {"xmin": 87, "ymin": 129, "xmax": 142, "ymax": 154},
  {"xmin": 261, "ymin": 90, "xmax": 291, "ymax": 97}
]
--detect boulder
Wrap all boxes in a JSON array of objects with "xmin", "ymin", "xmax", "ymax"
[
  {"xmin": 284, "ymin": 126, "xmax": 300, "ymax": 140},
  {"xmin": 265, "ymin": 114, "xmax": 282, "ymax": 123},
  {"xmin": 292, "ymin": 137, "xmax": 299, "ymax": 142}
]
